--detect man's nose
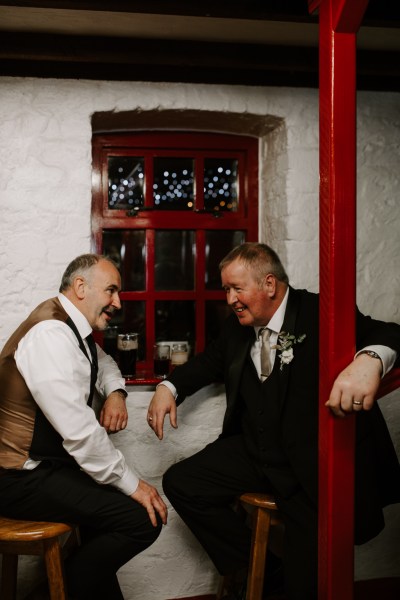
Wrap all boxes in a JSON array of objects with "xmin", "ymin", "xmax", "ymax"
[
  {"xmin": 112, "ymin": 293, "xmax": 121, "ymax": 310},
  {"xmin": 226, "ymin": 290, "xmax": 237, "ymax": 305}
]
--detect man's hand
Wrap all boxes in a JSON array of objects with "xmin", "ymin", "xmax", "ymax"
[
  {"xmin": 131, "ymin": 479, "xmax": 168, "ymax": 527},
  {"xmin": 147, "ymin": 385, "xmax": 177, "ymax": 440},
  {"xmin": 326, "ymin": 353, "xmax": 382, "ymax": 418},
  {"xmin": 100, "ymin": 391, "xmax": 128, "ymax": 433}
]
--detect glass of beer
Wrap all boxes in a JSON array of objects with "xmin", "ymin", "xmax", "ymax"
[
  {"xmin": 171, "ymin": 342, "xmax": 189, "ymax": 369},
  {"xmin": 117, "ymin": 333, "xmax": 138, "ymax": 378},
  {"xmin": 153, "ymin": 343, "xmax": 171, "ymax": 378}
]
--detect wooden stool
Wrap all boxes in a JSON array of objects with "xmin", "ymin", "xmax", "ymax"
[
  {"xmin": 217, "ymin": 492, "xmax": 283, "ymax": 600},
  {"xmin": 0, "ymin": 516, "xmax": 79, "ymax": 600}
]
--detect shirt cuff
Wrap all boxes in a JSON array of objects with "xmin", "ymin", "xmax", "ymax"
[
  {"xmin": 113, "ymin": 469, "xmax": 140, "ymax": 496},
  {"xmin": 355, "ymin": 345, "xmax": 398, "ymax": 378},
  {"xmin": 103, "ymin": 378, "xmax": 127, "ymax": 398},
  {"xmin": 157, "ymin": 380, "xmax": 178, "ymax": 399}
]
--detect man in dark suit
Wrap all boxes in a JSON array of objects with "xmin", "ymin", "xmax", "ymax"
[{"xmin": 147, "ymin": 243, "xmax": 400, "ymax": 600}]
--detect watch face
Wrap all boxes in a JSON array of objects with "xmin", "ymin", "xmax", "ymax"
[{"xmin": 364, "ymin": 351, "xmax": 380, "ymax": 359}]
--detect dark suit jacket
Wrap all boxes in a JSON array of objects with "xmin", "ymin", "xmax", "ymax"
[{"xmin": 168, "ymin": 287, "xmax": 400, "ymax": 543}]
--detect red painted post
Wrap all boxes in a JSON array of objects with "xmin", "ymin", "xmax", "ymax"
[{"xmin": 308, "ymin": 1, "xmax": 369, "ymax": 598}]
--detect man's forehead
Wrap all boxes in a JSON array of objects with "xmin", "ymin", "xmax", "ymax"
[
  {"xmin": 95, "ymin": 260, "xmax": 121, "ymax": 284},
  {"xmin": 222, "ymin": 259, "xmax": 252, "ymax": 276}
]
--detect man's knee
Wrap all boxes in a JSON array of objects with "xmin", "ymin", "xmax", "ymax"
[
  {"xmin": 125, "ymin": 512, "xmax": 163, "ymax": 552},
  {"xmin": 146, "ymin": 518, "xmax": 163, "ymax": 547},
  {"xmin": 162, "ymin": 461, "xmax": 182, "ymax": 498}
]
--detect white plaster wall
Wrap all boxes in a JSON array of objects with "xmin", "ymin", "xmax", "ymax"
[
  {"xmin": 115, "ymin": 386, "xmax": 226, "ymax": 600},
  {"xmin": 0, "ymin": 77, "xmax": 399, "ymax": 597}
]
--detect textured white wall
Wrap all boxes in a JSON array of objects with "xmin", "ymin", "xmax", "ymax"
[{"xmin": 0, "ymin": 77, "xmax": 399, "ymax": 598}]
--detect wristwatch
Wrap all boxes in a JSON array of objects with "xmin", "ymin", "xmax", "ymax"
[
  {"xmin": 358, "ymin": 350, "xmax": 381, "ymax": 360},
  {"xmin": 113, "ymin": 388, "xmax": 128, "ymax": 399}
]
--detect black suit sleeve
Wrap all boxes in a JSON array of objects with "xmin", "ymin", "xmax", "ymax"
[
  {"xmin": 167, "ymin": 314, "xmax": 240, "ymax": 404},
  {"xmin": 355, "ymin": 307, "xmax": 400, "ymax": 365}
]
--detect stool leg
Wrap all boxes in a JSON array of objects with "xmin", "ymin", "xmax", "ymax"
[
  {"xmin": 216, "ymin": 575, "xmax": 227, "ymax": 599},
  {"xmin": 43, "ymin": 538, "xmax": 68, "ymax": 600},
  {"xmin": 245, "ymin": 507, "xmax": 271, "ymax": 600},
  {"xmin": 1, "ymin": 554, "xmax": 18, "ymax": 600}
]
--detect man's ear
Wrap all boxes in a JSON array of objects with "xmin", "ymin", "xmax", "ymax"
[
  {"xmin": 264, "ymin": 273, "xmax": 277, "ymax": 297},
  {"xmin": 73, "ymin": 276, "xmax": 87, "ymax": 300}
]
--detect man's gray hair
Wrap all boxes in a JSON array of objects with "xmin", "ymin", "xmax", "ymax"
[
  {"xmin": 59, "ymin": 254, "xmax": 117, "ymax": 292},
  {"xmin": 219, "ymin": 243, "xmax": 289, "ymax": 285}
]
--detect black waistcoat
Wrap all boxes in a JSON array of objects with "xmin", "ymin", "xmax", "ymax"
[{"xmin": 239, "ymin": 354, "xmax": 299, "ymax": 498}]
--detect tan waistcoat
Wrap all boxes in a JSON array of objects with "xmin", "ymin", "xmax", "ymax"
[{"xmin": 0, "ymin": 297, "xmax": 71, "ymax": 469}]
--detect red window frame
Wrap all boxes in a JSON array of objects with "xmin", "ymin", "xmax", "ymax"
[{"xmin": 92, "ymin": 132, "xmax": 258, "ymax": 378}]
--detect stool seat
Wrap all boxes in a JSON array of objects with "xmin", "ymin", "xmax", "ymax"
[
  {"xmin": 240, "ymin": 492, "xmax": 280, "ymax": 512},
  {"xmin": 0, "ymin": 517, "xmax": 73, "ymax": 542},
  {"xmin": 0, "ymin": 515, "xmax": 78, "ymax": 600}
]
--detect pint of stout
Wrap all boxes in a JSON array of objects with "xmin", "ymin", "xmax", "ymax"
[{"xmin": 117, "ymin": 333, "xmax": 138, "ymax": 378}]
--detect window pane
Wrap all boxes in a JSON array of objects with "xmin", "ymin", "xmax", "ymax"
[
  {"xmin": 153, "ymin": 157, "xmax": 194, "ymax": 210},
  {"xmin": 103, "ymin": 230, "xmax": 145, "ymax": 291},
  {"xmin": 205, "ymin": 230, "xmax": 246, "ymax": 289},
  {"xmin": 155, "ymin": 230, "xmax": 195, "ymax": 290},
  {"xmin": 204, "ymin": 158, "xmax": 238, "ymax": 212},
  {"xmin": 205, "ymin": 301, "xmax": 232, "ymax": 345},
  {"xmin": 155, "ymin": 300, "xmax": 195, "ymax": 349},
  {"xmin": 108, "ymin": 156, "xmax": 144, "ymax": 210}
]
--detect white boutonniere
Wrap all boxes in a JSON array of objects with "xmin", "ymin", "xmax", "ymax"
[{"xmin": 272, "ymin": 331, "xmax": 306, "ymax": 371}]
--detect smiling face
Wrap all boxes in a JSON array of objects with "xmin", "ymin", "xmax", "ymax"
[
  {"xmin": 221, "ymin": 258, "xmax": 279, "ymax": 327},
  {"xmin": 67, "ymin": 259, "xmax": 122, "ymax": 331}
]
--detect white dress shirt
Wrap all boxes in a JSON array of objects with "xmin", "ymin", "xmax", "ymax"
[{"xmin": 14, "ymin": 294, "xmax": 139, "ymax": 496}]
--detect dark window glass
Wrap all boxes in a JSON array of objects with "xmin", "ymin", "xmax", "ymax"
[
  {"xmin": 205, "ymin": 301, "xmax": 232, "ymax": 345},
  {"xmin": 108, "ymin": 157, "xmax": 144, "ymax": 210},
  {"xmin": 102, "ymin": 325, "xmax": 119, "ymax": 362},
  {"xmin": 103, "ymin": 230, "xmax": 145, "ymax": 291},
  {"xmin": 204, "ymin": 158, "xmax": 238, "ymax": 212},
  {"xmin": 205, "ymin": 230, "xmax": 246, "ymax": 289},
  {"xmin": 155, "ymin": 230, "xmax": 195, "ymax": 290},
  {"xmin": 155, "ymin": 300, "xmax": 195, "ymax": 349},
  {"xmin": 153, "ymin": 157, "xmax": 194, "ymax": 210}
]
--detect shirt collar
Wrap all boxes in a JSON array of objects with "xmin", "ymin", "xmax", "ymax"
[
  {"xmin": 254, "ymin": 286, "xmax": 289, "ymax": 337},
  {"xmin": 58, "ymin": 293, "xmax": 92, "ymax": 340}
]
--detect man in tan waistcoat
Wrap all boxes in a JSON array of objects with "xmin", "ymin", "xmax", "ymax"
[{"xmin": 0, "ymin": 254, "xmax": 167, "ymax": 600}]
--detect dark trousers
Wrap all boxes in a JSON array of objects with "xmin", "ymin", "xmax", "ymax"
[
  {"xmin": 163, "ymin": 434, "xmax": 317, "ymax": 600},
  {"xmin": 0, "ymin": 461, "xmax": 162, "ymax": 600}
]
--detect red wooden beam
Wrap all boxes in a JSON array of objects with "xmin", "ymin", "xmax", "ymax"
[
  {"xmin": 310, "ymin": 1, "xmax": 369, "ymax": 599},
  {"xmin": 332, "ymin": 0, "xmax": 369, "ymax": 32},
  {"xmin": 318, "ymin": 13, "xmax": 357, "ymax": 599}
]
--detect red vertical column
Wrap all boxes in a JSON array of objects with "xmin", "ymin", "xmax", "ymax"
[{"xmin": 308, "ymin": 1, "xmax": 368, "ymax": 599}]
